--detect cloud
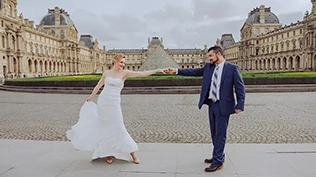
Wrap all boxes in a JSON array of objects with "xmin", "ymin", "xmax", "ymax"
[
  {"xmin": 102, "ymin": 14, "xmax": 148, "ymax": 33},
  {"xmin": 16, "ymin": 0, "xmax": 313, "ymax": 49},
  {"xmin": 277, "ymin": 12, "xmax": 305, "ymax": 25},
  {"xmin": 144, "ymin": 3, "xmax": 193, "ymax": 24},
  {"xmin": 71, "ymin": 9, "xmax": 120, "ymax": 42}
]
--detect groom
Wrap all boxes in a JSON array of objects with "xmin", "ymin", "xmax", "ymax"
[{"xmin": 165, "ymin": 45, "xmax": 245, "ymax": 172}]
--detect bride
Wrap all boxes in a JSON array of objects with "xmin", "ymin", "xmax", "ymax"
[{"xmin": 67, "ymin": 54, "xmax": 165, "ymax": 164}]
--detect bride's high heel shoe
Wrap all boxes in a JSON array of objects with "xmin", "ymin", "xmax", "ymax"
[
  {"xmin": 106, "ymin": 156, "xmax": 113, "ymax": 164},
  {"xmin": 133, "ymin": 159, "xmax": 140, "ymax": 164},
  {"xmin": 130, "ymin": 152, "xmax": 140, "ymax": 164}
]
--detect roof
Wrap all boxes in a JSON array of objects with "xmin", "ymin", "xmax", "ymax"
[
  {"xmin": 245, "ymin": 6, "xmax": 279, "ymax": 25},
  {"xmin": 79, "ymin": 35, "xmax": 94, "ymax": 49},
  {"xmin": 166, "ymin": 49, "xmax": 202, "ymax": 54},
  {"xmin": 39, "ymin": 8, "xmax": 74, "ymax": 26},
  {"xmin": 149, "ymin": 37, "xmax": 163, "ymax": 46},
  {"xmin": 107, "ymin": 49, "xmax": 146, "ymax": 54},
  {"xmin": 220, "ymin": 34, "xmax": 235, "ymax": 48}
]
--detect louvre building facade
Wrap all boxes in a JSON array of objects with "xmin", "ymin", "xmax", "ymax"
[
  {"xmin": 217, "ymin": 1, "xmax": 316, "ymax": 71},
  {"xmin": 0, "ymin": 0, "xmax": 209, "ymax": 82}
]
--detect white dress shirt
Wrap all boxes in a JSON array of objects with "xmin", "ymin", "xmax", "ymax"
[{"xmin": 209, "ymin": 60, "xmax": 225, "ymax": 100}]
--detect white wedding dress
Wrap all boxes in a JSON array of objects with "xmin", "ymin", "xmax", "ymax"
[{"xmin": 67, "ymin": 77, "xmax": 138, "ymax": 161}]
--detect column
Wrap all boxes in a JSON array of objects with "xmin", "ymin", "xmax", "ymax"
[
  {"xmin": 77, "ymin": 49, "xmax": 80, "ymax": 73},
  {"xmin": 0, "ymin": 62, "xmax": 3, "ymax": 81},
  {"xmin": 17, "ymin": 56, "xmax": 21, "ymax": 74},
  {"xmin": 7, "ymin": 32, "xmax": 12, "ymax": 49},
  {"xmin": 8, "ymin": 55, "xmax": 14, "ymax": 73},
  {"xmin": 17, "ymin": 34, "xmax": 22, "ymax": 51}
]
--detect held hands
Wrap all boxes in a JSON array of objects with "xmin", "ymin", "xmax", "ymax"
[
  {"xmin": 164, "ymin": 68, "xmax": 176, "ymax": 74},
  {"xmin": 156, "ymin": 69, "xmax": 166, "ymax": 74}
]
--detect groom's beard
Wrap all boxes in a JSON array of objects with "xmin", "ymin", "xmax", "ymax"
[{"xmin": 212, "ymin": 56, "xmax": 219, "ymax": 64}]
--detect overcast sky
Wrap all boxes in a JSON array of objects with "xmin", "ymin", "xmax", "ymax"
[{"xmin": 17, "ymin": 0, "xmax": 312, "ymax": 49}]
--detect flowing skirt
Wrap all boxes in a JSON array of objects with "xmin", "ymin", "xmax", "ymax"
[{"xmin": 67, "ymin": 90, "xmax": 138, "ymax": 161}]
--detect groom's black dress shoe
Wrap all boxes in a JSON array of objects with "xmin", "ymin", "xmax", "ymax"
[
  {"xmin": 204, "ymin": 163, "xmax": 223, "ymax": 172},
  {"xmin": 204, "ymin": 157, "xmax": 225, "ymax": 164}
]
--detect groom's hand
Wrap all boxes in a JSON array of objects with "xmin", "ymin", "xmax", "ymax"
[{"xmin": 235, "ymin": 109, "xmax": 242, "ymax": 114}]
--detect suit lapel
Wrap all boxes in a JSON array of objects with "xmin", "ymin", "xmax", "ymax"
[
  {"xmin": 208, "ymin": 64, "xmax": 215, "ymax": 82},
  {"xmin": 204, "ymin": 63, "xmax": 214, "ymax": 90},
  {"xmin": 220, "ymin": 62, "xmax": 228, "ymax": 86}
]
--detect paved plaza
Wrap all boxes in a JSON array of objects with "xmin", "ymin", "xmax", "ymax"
[
  {"xmin": 1, "ymin": 91, "xmax": 316, "ymax": 177},
  {"xmin": 0, "ymin": 91, "xmax": 316, "ymax": 144},
  {"xmin": 1, "ymin": 140, "xmax": 316, "ymax": 177}
]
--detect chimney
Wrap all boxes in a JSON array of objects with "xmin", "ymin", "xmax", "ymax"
[
  {"xmin": 29, "ymin": 21, "xmax": 34, "ymax": 28},
  {"xmin": 148, "ymin": 37, "xmax": 150, "ymax": 44},
  {"xmin": 54, "ymin": 7, "xmax": 60, "ymax": 26},
  {"xmin": 24, "ymin": 18, "xmax": 29, "ymax": 24},
  {"xmin": 259, "ymin": 5, "xmax": 265, "ymax": 24}
]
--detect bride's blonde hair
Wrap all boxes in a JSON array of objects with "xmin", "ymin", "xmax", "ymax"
[{"xmin": 112, "ymin": 54, "xmax": 125, "ymax": 65}]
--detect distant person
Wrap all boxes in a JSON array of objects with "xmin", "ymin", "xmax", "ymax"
[
  {"xmin": 67, "ymin": 54, "xmax": 165, "ymax": 164},
  {"xmin": 165, "ymin": 46, "xmax": 245, "ymax": 172}
]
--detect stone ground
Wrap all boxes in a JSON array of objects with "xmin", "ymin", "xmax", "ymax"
[
  {"xmin": 2, "ymin": 140, "xmax": 316, "ymax": 177},
  {"xmin": 0, "ymin": 91, "xmax": 316, "ymax": 144}
]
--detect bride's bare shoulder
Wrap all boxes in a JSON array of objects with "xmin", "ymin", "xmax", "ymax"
[{"xmin": 102, "ymin": 70, "xmax": 110, "ymax": 77}]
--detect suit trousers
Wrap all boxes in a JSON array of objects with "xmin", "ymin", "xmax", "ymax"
[{"xmin": 208, "ymin": 100, "xmax": 230, "ymax": 165}]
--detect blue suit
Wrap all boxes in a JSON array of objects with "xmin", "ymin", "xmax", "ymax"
[{"xmin": 178, "ymin": 61, "xmax": 245, "ymax": 165}]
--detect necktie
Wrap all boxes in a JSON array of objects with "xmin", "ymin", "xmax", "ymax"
[{"xmin": 211, "ymin": 66, "xmax": 219, "ymax": 102}]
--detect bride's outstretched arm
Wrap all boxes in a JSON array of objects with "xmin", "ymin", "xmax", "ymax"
[
  {"xmin": 125, "ymin": 69, "xmax": 165, "ymax": 78},
  {"xmin": 87, "ymin": 74, "xmax": 106, "ymax": 101}
]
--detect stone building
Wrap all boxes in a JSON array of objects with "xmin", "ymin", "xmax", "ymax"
[
  {"xmin": 217, "ymin": 0, "xmax": 316, "ymax": 71},
  {"xmin": 0, "ymin": 0, "xmax": 107, "ymax": 82},
  {"xmin": 0, "ymin": 0, "xmax": 208, "ymax": 82},
  {"xmin": 106, "ymin": 37, "xmax": 208, "ymax": 71}
]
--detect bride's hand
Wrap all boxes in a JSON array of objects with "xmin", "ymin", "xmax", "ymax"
[
  {"xmin": 156, "ymin": 69, "xmax": 166, "ymax": 74},
  {"xmin": 86, "ymin": 96, "xmax": 93, "ymax": 102}
]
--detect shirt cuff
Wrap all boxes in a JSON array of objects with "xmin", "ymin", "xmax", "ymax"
[{"xmin": 176, "ymin": 69, "xmax": 178, "ymax": 75}]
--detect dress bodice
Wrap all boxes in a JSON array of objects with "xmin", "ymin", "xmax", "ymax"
[{"xmin": 104, "ymin": 77, "xmax": 124, "ymax": 90}]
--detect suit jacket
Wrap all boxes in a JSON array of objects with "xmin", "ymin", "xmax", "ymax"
[{"xmin": 178, "ymin": 61, "xmax": 245, "ymax": 116}]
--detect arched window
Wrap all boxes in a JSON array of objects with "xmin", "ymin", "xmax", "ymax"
[{"xmin": 8, "ymin": 5, "xmax": 12, "ymax": 16}]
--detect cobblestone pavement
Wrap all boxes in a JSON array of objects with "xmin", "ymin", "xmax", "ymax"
[{"xmin": 0, "ymin": 91, "xmax": 316, "ymax": 144}]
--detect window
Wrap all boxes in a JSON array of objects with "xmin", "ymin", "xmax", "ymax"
[
  {"xmin": 8, "ymin": 5, "xmax": 12, "ymax": 16},
  {"xmin": 267, "ymin": 47, "xmax": 269, "ymax": 53},
  {"xmin": 2, "ymin": 36, "xmax": 5, "ymax": 48}
]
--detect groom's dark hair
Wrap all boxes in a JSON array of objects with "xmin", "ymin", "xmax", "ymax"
[{"xmin": 208, "ymin": 46, "xmax": 223, "ymax": 55}]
